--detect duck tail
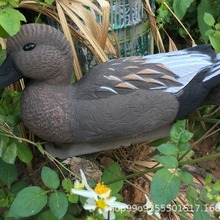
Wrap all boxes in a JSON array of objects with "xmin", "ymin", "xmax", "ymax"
[{"xmin": 203, "ymin": 54, "xmax": 220, "ymax": 90}]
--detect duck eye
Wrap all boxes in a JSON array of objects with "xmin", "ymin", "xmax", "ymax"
[{"xmin": 23, "ymin": 43, "xmax": 36, "ymax": 51}]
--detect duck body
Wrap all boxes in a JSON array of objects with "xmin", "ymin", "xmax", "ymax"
[
  {"xmin": 21, "ymin": 80, "xmax": 177, "ymax": 143},
  {"xmin": 1, "ymin": 24, "xmax": 220, "ymax": 157}
]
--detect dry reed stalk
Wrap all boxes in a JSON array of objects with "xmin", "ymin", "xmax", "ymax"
[{"xmin": 142, "ymin": 0, "xmax": 165, "ymax": 53}]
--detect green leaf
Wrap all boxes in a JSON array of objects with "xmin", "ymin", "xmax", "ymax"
[
  {"xmin": 0, "ymin": 90, "xmax": 21, "ymax": 117},
  {"xmin": 37, "ymin": 210, "xmax": 74, "ymax": 220},
  {"xmin": 62, "ymin": 178, "xmax": 74, "ymax": 192},
  {"xmin": 101, "ymin": 162, "xmax": 124, "ymax": 195},
  {"xmin": 8, "ymin": 0, "xmax": 19, "ymax": 7},
  {"xmin": 186, "ymin": 186, "xmax": 198, "ymax": 206},
  {"xmin": 178, "ymin": 143, "xmax": 191, "ymax": 152},
  {"xmin": 204, "ymin": 12, "xmax": 215, "ymax": 27},
  {"xmin": 177, "ymin": 170, "xmax": 194, "ymax": 185},
  {"xmin": 11, "ymin": 180, "xmax": 29, "ymax": 195},
  {"xmin": 155, "ymin": 155, "xmax": 178, "ymax": 168},
  {"xmin": 0, "ymin": 191, "xmax": 14, "ymax": 208},
  {"xmin": 170, "ymin": 120, "xmax": 193, "ymax": 145},
  {"xmin": 49, "ymin": 190, "xmax": 68, "ymax": 220},
  {"xmin": 0, "ymin": 48, "xmax": 6, "ymax": 64},
  {"xmin": 205, "ymin": 174, "xmax": 212, "ymax": 184},
  {"xmin": 213, "ymin": 180, "xmax": 220, "ymax": 191},
  {"xmin": 67, "ymin": 194, "xmax": 79, "ymax": 203},
  {"xmin": 0, "ymin": 135, "xmax": 9, "ymax": 157},
  {"xmin": 45, "ymin": 0, "xmax": 54, "ymax": 4},
  {"xmin": 179, "ymin": 130, "xmax": 193, "ymax": 144},
  {"xmin": 17, "ymin": 142, "xmax": 33, "ymax": 163},
  {"xmin": 215, "ymin": 23, "xmax": 220, "ymax": 30},
  {"xmin": 37, "ymin": 210, "xmax": 57, "ymax": 220},
  {"xmin": 1, "ymin": 141, "xmax": 17, "ymax": 164},
  {"xmin": 170, "ymin": 120, "xmax": 186, "ymax": 143},
  {"xmin": 115, "ymin": 209, "xmax": 131, "ymax": 219},
  {"xmin": 199, "ymin": 187, "xmax": 209, "ymax": 203},
  {"xmin": 173, "ymin": 0, "xmax": 194, "ymax": 20},
  {"xmin": 178, "ymin": 149, "xmax": 193, "ymax": 164},
  {"xmin": 197, "ymin": 0, "xmax": 214, "ymax": 42},
  {"xmin": 213, "ymin": 30, "xmax": 220, "ymax": 38},
  {"xmin": 205, "ymin": 29, "xmax": 215, "ymax": 36},
  {"xmin": 0, "ymin": 8, "xmax": 26, "ymax": 36},
  {"xmin": 41, "ymin": 166, "xmax": 60, "ymax": 189},
  {"xmin": 0, "ymin": 0, "xmax": 7, "ymax": 6},
  {"xmin": 0, "ymin": 159, "xmax": 18, "ymax": 188},
  {"xmin": 194, "ymin": 204, "xmax": 212, "ymax": 220},
  {"xmin": 151, "ymin": 168, "xmax": 181, "ymax": 207},
  {"xmin": 148, "ymin": 137, "xmax": 169, "ymax": 147},
  {"xmin": 2, "ymin": 115, "xmax": 20, "ymax": 126},
  {"xmin": 157, "ymin": 143, "xmax": 178, "ymax": 156},
  {"xmin": 209, "ymin": 35, "xmax": 220, "ymax": 52},
  {"xmin": 113, "ymin": 193, "xmax": 123, "ymax": 202},
  {"xmin": 157, "ymin": 6, "xmax": 170, "ymax": 23},
  {"xmin": 8, "ymin": 186, "xmax": 47, "ymax": 218}
]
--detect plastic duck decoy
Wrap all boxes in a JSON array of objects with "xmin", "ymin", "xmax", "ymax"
[{"xmin": 0, "ymin": 24, "xmax": 220, "ymax": 158}]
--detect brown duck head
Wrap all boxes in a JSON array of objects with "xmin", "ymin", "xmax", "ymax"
[{"xmin": 0, "ymin": 24, "xmax": 73, "ymax": 88}]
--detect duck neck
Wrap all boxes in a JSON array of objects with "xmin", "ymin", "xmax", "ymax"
[{"xmin": 42, "ymin": 65, "xmax": 73, "ymax": 86}]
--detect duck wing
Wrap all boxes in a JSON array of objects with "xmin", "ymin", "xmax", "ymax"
[{"xmin": 76, "ymin": 45, "xmax": 216, "ymax": 100}]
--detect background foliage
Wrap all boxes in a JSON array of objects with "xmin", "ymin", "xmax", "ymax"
[{"xmin": 155, "ymin": 0, "xmax": 220, "ymax": 51}]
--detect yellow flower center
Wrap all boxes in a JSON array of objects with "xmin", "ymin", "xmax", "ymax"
[
  {"xmin": 96, "ymin": 199, "xmax": 108, "ymax": 210},
  {"xmin": 94, "ymin": 182, "xmax": 111, "ymax": 196}
]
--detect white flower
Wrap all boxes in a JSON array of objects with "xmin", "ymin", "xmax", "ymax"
[
  {"xmin": 74, "ymin": 179, "xmax": 84, "ymax": 190},
  {"xmin": 71, "ymin": 169, "xmax": 111, "ymax": 200},
  {"xmin": 71, "ymin": 169, "xmax": 128, "ymax": 220},
  {"xmin": 84, "ymin": 196, "xmax": 127, "ymax": 220},
  {"xmin": 145, "ymin": 194, "xmax": 161, "ymax": 219},
  {"xmin": 215, "ymin": 202, "xmax": 220, "ymax": 212}
]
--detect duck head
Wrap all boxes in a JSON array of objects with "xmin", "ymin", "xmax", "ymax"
[{"xmin": 0, "ymin": 23, "xmax": 73, "ymax": 89}]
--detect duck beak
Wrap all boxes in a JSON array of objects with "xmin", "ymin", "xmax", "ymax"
[{"xmin": 0, "ymin": 54, "xmax": 23, "ymax": 90}]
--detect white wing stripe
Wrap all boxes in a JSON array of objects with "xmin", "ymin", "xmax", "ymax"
[{"xmin": 100, "ymin": 86, "xmax": 118, "ymax": 94}]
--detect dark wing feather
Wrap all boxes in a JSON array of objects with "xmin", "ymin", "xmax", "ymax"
[{"xmin": 75, "ymin": 45, "xmax": 216, "ymax": 100}]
